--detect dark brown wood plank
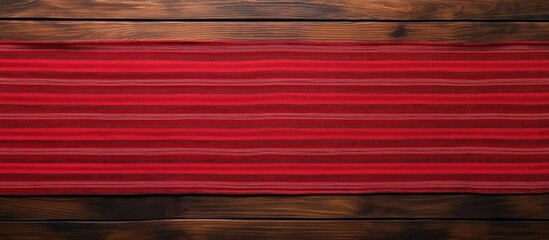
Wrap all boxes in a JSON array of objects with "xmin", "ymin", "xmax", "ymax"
[
  {"xmin": 1, "ymin": 195, "xmax": 547, "ymax": 220},
  {"xmin": 1, "ymin": 220, "xmax": 548, "ymax": 240},
  {"xmin": 1, "ymin": 21, "xmax": 548, "ymax": 41},
  {"xmin": 0, "ymin": 0, "xmax": 548, "ymax": 20}
]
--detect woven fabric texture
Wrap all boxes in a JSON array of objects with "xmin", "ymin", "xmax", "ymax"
[{"xmin": 0, "ymin": 41, "xmax": 548, "ymax": 194}]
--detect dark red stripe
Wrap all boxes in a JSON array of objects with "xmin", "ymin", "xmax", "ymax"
[
  {"xmin": 2, "ymin": 139, "xmax": 548, "ymax": 149},
  {"xmin": 1, "ymin": 119, "xmax": 545, "ymax": 128},
  {"xmin": 2, "ymin": 104, "xmax": 548, "ymax": 114},
  {"xmin": 3, "ymin": 49, "xmax": 549, "ymax": 61},
  {"xmin": 3, "ymin": 84, "xmax": 549, "ymax": 94},
  {"xmin": 1, "ymin": 174, "xmax": 548, "ymax": 182},
  {"xmin": 4, "ymin": 71, "xmax": 549, "ymax": 80}
]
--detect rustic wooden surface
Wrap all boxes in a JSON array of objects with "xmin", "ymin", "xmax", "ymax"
[
  {"xmin": 1, "ymin": 195, "xmax": 548, "ymax": 221},
  {"xmin": 2, "ymin": 21, "xmax": 549, "ymax": 41},
  {"xmin": 0, "ymin": 0, "xmax": 548, "ymax": 239},
  {"xmin": 1, "ymin": 220, "xmax": 549, "ymax": 240},
  {"xmin": 1, "ymin": 0, "xmax": 548, "ymax": 20}
]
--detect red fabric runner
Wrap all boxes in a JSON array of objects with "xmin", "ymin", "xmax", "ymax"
[{"xmin": 0, "ymin": 41, "xmax": 548, "ymax": 194}]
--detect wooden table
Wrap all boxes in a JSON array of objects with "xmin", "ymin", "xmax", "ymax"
[{"xmin": 0, "ymin": 1, "xmax": 548, "ymax": 239}]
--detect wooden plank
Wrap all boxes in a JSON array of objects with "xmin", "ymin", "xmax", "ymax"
[
  {"xmin": 0, "ymin": 220, "xmax": 548, "ymax": 240},
  {"xmin": 0, "ymin": 195, "xmax": 547, "ymax": 220},
  {"xmin": 0, "ymin": 0, "xmax": 548, "ymax": 20},
  {"xmin": 1, "ymin": 21, "xmax": 548, "ymax": 41}
]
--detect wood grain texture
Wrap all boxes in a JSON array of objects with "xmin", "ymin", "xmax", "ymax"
[
  {"xmin": 1, "ymin": 195, "xmax": 547, "ymax": 221},
  {"xmin": 1, "ymin": 21, "xmax": 548, "ymax": 41},
  {"xmin": 1, "ymin": 0, "xmax": 548, "ymax": 238},
  {"xmin": 0, "ymin": 0, "xmax": 548, "ymax": 20},
  {"xmin": 1, "ymin": 220, "xmax": 548, "ymax": 240}
]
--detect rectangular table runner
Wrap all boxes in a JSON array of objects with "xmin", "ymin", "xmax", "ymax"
[{"xmin": 0, "ymin": 41, "xmax": 548, "ymax": 194}]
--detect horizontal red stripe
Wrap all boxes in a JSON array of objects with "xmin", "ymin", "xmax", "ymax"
[
  {"xmin": 1, "ymin": 163, "xmax": 548, "ymax": 175},
  {"xmin": 2, "ymin": 139, "xmax": 547, "ymax": 151},
  {"xmin": 2, "ymin": 92, "xmax": 548, "ymax": 105},
  {"xmin": 2, "ymin": 40, "xmax": 548, "ymax": 50},
  {"xmin": 5, "ymin": 71, "xmax": 547, "ymax": 80},
  {"xmin": 3, "ymin": 84, "xmax": 549, "ymax": 95},
  {"xmin": 1, "ymin": 128, "xmax": 547, "ymax": 140},
  {"xmin": 2, "ymin": 173, "xmax": 547, "ymax": 183},
  {"xmin": 1, "ymin": 187, "xmax": 547, "ymax": 195},
  {"xmin": 3, "ymin": 104, "xmax": 547, "ymax": 114},
  {"xmin": 2, "ymin": 119, "xmax": 546, "ymax": 129},
  {"xmin": 1, "ymin": 147, "xmax": 547, "ymax": 156},
  {"xmin": 3, "ymin": 49, "xmax": 549, "ymax": 59},
  {"xmin": 2, "ymin": 185, "xmax": 546, "ymax": 195},
  {"xmin": 1, "ymin": 112, "xmax": 547, "ymax": 120},
  {"xmin": 2, "ymin": 78, "xmax": 548, "ymax": 87},
  {"xmin": 3, "ymin": 59, "xmax": 549, "ymax": 73}
]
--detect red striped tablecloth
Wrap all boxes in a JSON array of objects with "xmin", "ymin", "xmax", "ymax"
[{"xmin": 0, "ymin": 41, "xmax": 548, "ymax": 194}]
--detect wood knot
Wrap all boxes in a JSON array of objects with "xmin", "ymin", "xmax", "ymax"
[{"xmin": 391, "ymin": 25, "xmax": 407, "ymax": 38}]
